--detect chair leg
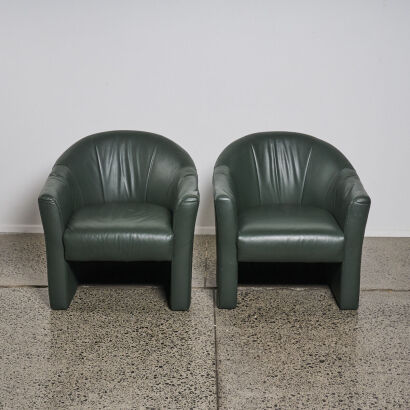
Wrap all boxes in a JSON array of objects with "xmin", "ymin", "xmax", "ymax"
[
  {"xmin": 217, "ymin": 259, "xmax": 238, "ymax": 309},
  {"xmin": 329, "ymin": 262, "xmax": 360, "ymax": 310},
  {"xmin": 48, "ymin": 261, "xmax": 78, "ymax": 310},
  {"xmin": 170, "ymin": 256, "xmax": 192, "ymax": 311}
]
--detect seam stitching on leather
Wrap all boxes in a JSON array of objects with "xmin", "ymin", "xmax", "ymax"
[
  {"xmin": 94, "ymin": 143, "xmax": 105, "ymax": 202},
  {"xmin": 250, "ymin": 144, "xmax": 261, "ymax": 205},
  {"xmin": 300, "ymin": 146, "xmax": 312, "ymax": 204},
  {"xmin": 145, "ymin": 145, "xmax": 158, "ymax": 202}
]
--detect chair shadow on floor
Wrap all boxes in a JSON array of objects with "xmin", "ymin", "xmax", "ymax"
[
  {"xmin": 237, "ymin": 262, "xmax": 340, "ymax": 288},
  {"xmin": 68, "ymin": 260, "xmax": 339, "ymax": 301},
  {"xmin": 70, "ymin": 261, "xmax": 171, "ymax": 301}
]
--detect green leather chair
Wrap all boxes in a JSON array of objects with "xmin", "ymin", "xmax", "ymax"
[
  {"xmin": 39, "ymin": 131, "xmax": 199, "ymax": 311},
  {"xmin": 213, "ymin": 132, "xmax": 370, "ymax": 310}
]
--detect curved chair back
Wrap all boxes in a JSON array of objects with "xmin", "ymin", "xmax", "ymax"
[
  {"xmin": 55, "ymin": 130, "xmax": 196, "ymax": 210},
  {"xmin": 215, "ymin": 132, "xmax": 352, "ymax": 211}
]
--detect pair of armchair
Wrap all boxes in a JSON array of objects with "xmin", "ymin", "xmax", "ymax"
[{"xmin": 39, "ymin": 131, "xmax": 370, "ymax": 311}]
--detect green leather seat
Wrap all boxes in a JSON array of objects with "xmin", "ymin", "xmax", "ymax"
[
  {"xmin": 64, "ymin": 202, "xmax": 173, "ymax": 262},
  {"xmin": 238, "ymin": 205, "xmax": 344, "ymax": 262},
  {"xmin": 213, "ymin": 132, "xmax": 370, "ymax": 310},
  {"xmin": 39, "ymin": 131, "xmax": 199, "ymax": 311}
]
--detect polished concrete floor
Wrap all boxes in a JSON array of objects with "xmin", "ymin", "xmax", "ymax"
[{"xmin": 0, "ymin": 234, "xmax": 409, "ymax": 409}]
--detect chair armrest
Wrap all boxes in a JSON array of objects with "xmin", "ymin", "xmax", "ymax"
[
  {"xmin": 38, "ymin": 165, "xmax": 80, "ymax": 308},
  {"xmin": 213, "ymin": 165, "xmax": 238, "ymax": 230},
  {"xmin": 213, "ymin": 165, "xmax": 237, "ymax": 204},
  {"xmin": 213, "ymin": 165, "xmax": 239, "ymax": 307},
  {"xmin": 327, "ymin": 168, "xmax": 371, "ymax": 232},
  {"xmin": 327, "ymin": 168, "xmax": 371, "ymax": 309},
  {"xmin": 171, "ymin": 167, "xmax": 199, "ymax": 296},
  {"xmin": 172, "ymin": 167, "xmax": 200, "ymax": 212},
  {"xmin": 38, "ymin": 165, "xmax": 78, "ymax": 231},
  {"xmin": 172, "ymin": 167, "xmax": 200, "ymax": 235}
]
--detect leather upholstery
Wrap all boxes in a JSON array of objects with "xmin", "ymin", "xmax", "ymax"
[
  {"xmin": 238, "ymin": 205, "xmax": 344, "ymax": 262},
  {"xmin": 39, "ymin": 131, "xmax": 199, "ymax": 311},
  {"xmin": 64, "ymin": 202, "xmax": 173, "ymax": 262},
  {"xmin": 214, "ymin": 132, "xmax": 370, "ymax": 310}
]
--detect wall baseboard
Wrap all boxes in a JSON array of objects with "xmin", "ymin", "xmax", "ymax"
[
  {"xmin": 0, "ymin": 224, "xmax": 44, "ymax": 233},
  {"xmin": 1, "ymin": 224, "xmax": 410, "ymax": 237},
  {"xmin": 364, "ymin": 230, "xmax": 410, "ymax": 237},
  {"xmin": 195, "ymin": 226, "xmax": 216, "ymax": 235}
]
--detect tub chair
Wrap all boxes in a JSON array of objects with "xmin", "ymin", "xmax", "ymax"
[
  {"xmin": 213, "ymin": 132, "xmax": 370, "ymax": 310},
  {"xmin": 39, "ymin": 130, "xmax": 199, "ymax": 310}
]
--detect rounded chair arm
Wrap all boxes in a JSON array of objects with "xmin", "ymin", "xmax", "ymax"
[
  {"xmin": 327, "ymin": 168, "xmax": 371, "ymax": 231},
  {"xmin": 172, "ymin": 167, "xmax": 200, "ymax": 212}
]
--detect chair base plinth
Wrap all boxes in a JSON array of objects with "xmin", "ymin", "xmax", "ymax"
[
  {"xmin": 216, "ymin": 296, "xmax": 237, "ymax": 310},
  {"xmin": 169, "ymin": 257, "xmax": 192, "ymax": 311},
  {"xmin": 216, "ymin": 260, "xmax": 238, "ymax": 309},
  {"xmin": 329, "ymin": 263, "xmax": 360, "ymax": 310},
  {"xmin": 217, "ymin": 282, "xmax": 238, "ymax": 309},
  {"xmin": 48, "ymin": 265, "xmax": 78, "ymax": 310},
  {"xmin": 216, "ymin": 261, "xmax": 360, "ymax": 310},
  {"xmin": 169, "ymin": 300, "xmax": 191, "ymax": 311}
]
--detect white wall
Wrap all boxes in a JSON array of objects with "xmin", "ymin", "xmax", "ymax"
[{"xmin": 0, "ymin": 0, "xmax": 409, "ymax": 235}]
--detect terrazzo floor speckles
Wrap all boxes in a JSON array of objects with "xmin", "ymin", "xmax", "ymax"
[
  {"xmin": 192, "ymin": 235, "xmax": 208, "ymax": 287},
  {"xmin": 205, "ymin": 235, "xmax": 217, "ymax": 288},
  {"xmin": 215, "ymin": 288, "xmax": 410, "ymax": 409},
  {"xmin": 0, "ymin": 234, "xmax": 409, "ymax": 408},
  {"xmin": 0, "ymin": 233, "xmax": 47, "ymax": 286},
  {"xmin": 361, "ymin": 237, "xmax": 410, "ymax": 290},
  {"xmin": 0, "ymin": 287, "xmax": 217, "ymax": 409}
]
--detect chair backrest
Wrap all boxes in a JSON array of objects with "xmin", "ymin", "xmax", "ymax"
[
  {"xmin": 55, "ymin": 130, "xmax": 195, "ymax": 209},
  {"xmin": 215, "ymin": 132, "xmax": 352, "ymax": 211}
]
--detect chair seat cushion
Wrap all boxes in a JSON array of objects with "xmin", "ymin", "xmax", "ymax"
[
  {"xmin": 237, "ymin": 205, "xmax": 344, "ymax": 262},
  {"xmin": 64, "ymin": 202, "xmax": 173, "ymax": 261}
]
